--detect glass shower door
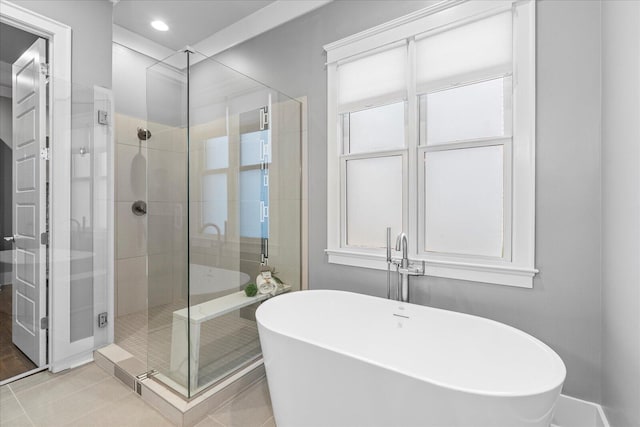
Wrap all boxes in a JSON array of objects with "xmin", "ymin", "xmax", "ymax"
[
  {"xmin": 145, "ymin": 52, "xmax": 190, "ymax": 394},
  {"xmin": 146, "ymin": 50, "xmax": 301, "ymax": 398}
]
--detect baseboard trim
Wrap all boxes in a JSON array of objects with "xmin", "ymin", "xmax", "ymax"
[
  {"xmin": 51, "ymin": 351, "xmax": 94, "ymax": 373},
  {"xmin": 553, "ymin": 394, "xmax": 610, "ymax": 427}
]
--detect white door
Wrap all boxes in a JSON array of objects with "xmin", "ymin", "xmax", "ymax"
[{"xmin": 10, "ymin": 38, "xmax": 47, "ymax": 367}]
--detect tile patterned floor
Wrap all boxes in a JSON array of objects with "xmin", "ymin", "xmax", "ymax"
[{"xmin": 0, "ymin": 362, "xmax": 275, "ymax": 427}]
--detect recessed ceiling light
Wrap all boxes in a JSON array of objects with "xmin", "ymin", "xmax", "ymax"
[{"xmin": 151, "ymin": 20, "xmax": 169, "ymax": 32}]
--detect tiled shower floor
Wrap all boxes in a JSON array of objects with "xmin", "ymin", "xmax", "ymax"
[
  {"xmin": 115, "ymin": 310, "xmax": 148, "ymax": 364},
  {"xmin": 115, "ymin": 301, "xmax": 262, "ymax": 390}
]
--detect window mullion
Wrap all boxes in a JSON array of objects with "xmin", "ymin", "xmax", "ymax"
[
  {"xmin": 424, "ymin": 136, "xmax": 511, "ymax": 152},
  {"xmin": 340, "ymin": 148, "xmax": 407, "ymax": 162},
  {"xmin": 407, "ymin": 36, "xmax": 418, "ymax": 257}
]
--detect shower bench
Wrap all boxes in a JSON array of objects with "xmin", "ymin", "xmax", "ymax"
[{"xmin": 169, "ymin": 285, "xmax": 291, "ymax": 390}]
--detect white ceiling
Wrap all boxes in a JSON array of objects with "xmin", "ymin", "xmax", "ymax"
[{"xmin": 113, "ymin": 0, "xmax": 275, "ymax": 50}]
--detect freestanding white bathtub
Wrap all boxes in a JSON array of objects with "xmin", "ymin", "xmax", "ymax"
[{"xmin": 256, "ymin": 290, "xmax": 566, "ymax": 427}]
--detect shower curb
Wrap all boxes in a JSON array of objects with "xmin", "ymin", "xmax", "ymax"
[{"xmin": 94, "ymin": 344, "xmax": 266, "ymax": 426}]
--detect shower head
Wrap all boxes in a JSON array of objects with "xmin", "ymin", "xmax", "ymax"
[{"xmin": 137, "ymin": 128, "xmax": 152, "ymax": 141}]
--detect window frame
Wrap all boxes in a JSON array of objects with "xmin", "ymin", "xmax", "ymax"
[
  {"xmin": 324, "ymin": 0, "xmax": 537, "ymax": 288},
  {"xmin": 416, "ymin": 76, "xmax": 514, "ymax": 262}
]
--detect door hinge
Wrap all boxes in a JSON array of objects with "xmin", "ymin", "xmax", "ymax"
[
  {"xmin": 40, "ymin": 232, "xmax": 49, "ymax": 245},
  {"xmin": 135, "ymin": 370, "xmax": 158, "ymax": 381},
  {"xmin": 40, "ymin": 62, "xmax": 50, "ymax": 77},
  {"xmin": 260, "ymin": 201, "xmax": 269, "ymax": 223},
  {"xmin": 40, "ymin": 147, "xmax": 50, "ymax": 161},
  {"xmin": 97, "ymin": 110, "xmax": 109, "ymax": 125},
  {"xmin": 97, "ymin": 312, "xmax": 108, "ymax": 328},
  {"xmin": 259, "ymin": 107, "xmax": 269, "ymax": 130},
  {"xmin": 40, "ymin": 317, "xmax": 48, "ymax": 330}
]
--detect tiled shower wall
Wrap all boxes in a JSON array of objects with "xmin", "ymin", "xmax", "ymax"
[
  {"xmin": 115, "ymin": 113, "xmax": 148, "ymax": 317},
  {"xmin": 115, "ymin": 114, "xmax": 189, "ymax": 316},
  {"xmin": 113, "ymin": 43, "xmax": 189, "ymax": 319}
]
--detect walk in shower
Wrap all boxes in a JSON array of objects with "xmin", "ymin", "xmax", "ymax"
[{"xmin": 140, "ymin": 50, "xmax": 301, "ymax": 398}]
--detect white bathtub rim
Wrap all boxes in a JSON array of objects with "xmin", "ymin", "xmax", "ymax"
[{"xmin": 257, "ymin": 289, "xmax": 567, "ymax": 399}]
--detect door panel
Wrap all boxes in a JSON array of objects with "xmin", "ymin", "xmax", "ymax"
[{"xmin": 11, "ymin": 38, "xmax": 47, "ymax": 367}]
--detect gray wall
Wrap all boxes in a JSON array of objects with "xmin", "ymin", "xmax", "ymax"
[
  {"xmin": 216, "ymin": 0, "xmax": 603, "ymax": 403},
  {"xmin": 601, "ymin": 1, "xmax": 640, "ymax": 426},
  {"xmin": 112, "ymin": 43, "xmax": 158, "ymax": 120},
  {"xmin": 13, "ymin": 1, "xmax": 112, "ymax": 89}
]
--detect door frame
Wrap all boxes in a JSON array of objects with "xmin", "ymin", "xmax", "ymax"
[{"xmin": 0, "ymin": 1, "xmax": 101, "ymax": 374}]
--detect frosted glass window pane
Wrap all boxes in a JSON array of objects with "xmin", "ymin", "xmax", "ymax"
[
  {"xmin": 205, "ymin": 136, "xmax": 228, "ymax": 169},
  {"xmin": 241, "ymin": 130, "xmax": 269, "ymax": 166},
  {"xmin": 348, "ymin": 102, "xmax": 405, "ymax": 154},
  {"xmin": 202, "ymin": 173, "xmax": 227, "ymax": 235},
  {"xmin": 240, "ymin": 169, "xmax": 262, "ymax": 238},
  {"xmin": 416, "ymin": 12, "xmax": 512, "ymax": 85},
  {"xmin": 346, "ymin": 156, "xmax": 402, "ymax": 248},
  {"xmin": 424, "ymin": 146, "xmax": 503, "ymax": 256},
  {"xmin": 338, "ymin": 45, "xmax": 406, "ymax": 106},
  {"xmin": 425, "ymin": 78, "xmax": 504, "ymax": 144}
]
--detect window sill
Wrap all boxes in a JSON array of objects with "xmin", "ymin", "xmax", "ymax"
[{"xmin": 325, "ymin": 248, "xmax": 537, "ymax": 288}]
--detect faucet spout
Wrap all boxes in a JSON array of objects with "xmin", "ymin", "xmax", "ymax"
[
  {"xmin": 394, "ymin": 232, "xmax": 412, "ymax": 303},
  {"xmin": 200, "ymin": 223, "xmax": 221, "ymax": 241},
  {"xmin": 395, "ymin": 232, "xmax": 408, "ymax": 266}
]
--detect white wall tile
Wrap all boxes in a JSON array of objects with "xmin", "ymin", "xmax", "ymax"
[
  {"xmin": 116, "ymin": 143, "xmax": 147, "ymax": 202},
  {"xmin": 116, "ymin": 256, "xmax": 148, "ymax": 316},
  {"xmin": 117, "ymin": 202, "xmax": 147, "ymax": 259}
]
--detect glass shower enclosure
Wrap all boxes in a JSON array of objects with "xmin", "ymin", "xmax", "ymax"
[{"xmin": 144, "ymin": 50, "xmax": 301, "ymax": 397}]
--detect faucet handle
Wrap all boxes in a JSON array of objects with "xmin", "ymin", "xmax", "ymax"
[{"xmin": 402, "ymin": 260, "xmax": 426, "ymax": 276}]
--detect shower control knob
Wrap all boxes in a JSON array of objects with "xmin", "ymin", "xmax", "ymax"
[
  {"xmin": 131, "ymin": 200, "xmax": 147, "ymax": 216},
  {"xmin": 137, "ymin": 128, "xmax": 152, "ymax": 141}
]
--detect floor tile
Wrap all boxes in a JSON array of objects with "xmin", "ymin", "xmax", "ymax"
[
  {"xmin": 25, "ymin": 377, "xmax": 131, "ymax": 427},
  {"xmin": 14, "ymin": 364, "xmax": 110, "ymax": 414},
  {"xmin": 6, "ymin": 371, "xmax": 56, "ymax": 395},
  {"xmin": 210, "ymin": 380, "xmax": 273, "ymax": 427},
  {"xmin": 193, "ymin": 416, "xmax": 225, "ymax": 427},
  {"xmin": 66, "ymin": 393, "xmax": 174, "ymax": 427},
  {"xmin": 0, "ymin": 386, "xmax": 25, "ymax": 424},
  {"xmin": 0, "ymin": 414, "xmax": 33, "ymax": 427},
  {"xmin": 261, "ymin": 416, "xmax": 276, "ymax": 427}
]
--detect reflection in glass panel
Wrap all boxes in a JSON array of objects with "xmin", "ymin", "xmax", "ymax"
[
  {"xmin": 240, "ymin": 130, "xmax": 269, "ymax": 166},
  {"xmin": 346, "ymin": 156, "xmax": 403, "ymax": 247},
  {"xmin": 424, "ymin": 146, "xmax": 503, "ymax": 257},
  {"xmin": 424, "ymin": 78, "xmax": 505, "ymax": 145},
  {"xmin": 205, "ymin": 136, "xmax": 229, "ymax": 170},
  {"xmin": 202, "ymin": 173, "xmax": 228, "ymax": 236},
  {"xmin": 415, "ymin": 12, "xmax": 512, "ymax": 85},
  {"xmin": 240, "ymin": 169, "xmax": 263, "ymax": 238},
  {"xmin": 348, "ymin": 102, "xmax": 405, "ymax": 154}
]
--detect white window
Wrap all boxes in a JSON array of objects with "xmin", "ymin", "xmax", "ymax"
[{"xmin": 325, "ymin": 0, "xmax": 537, "ymax": 287}]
